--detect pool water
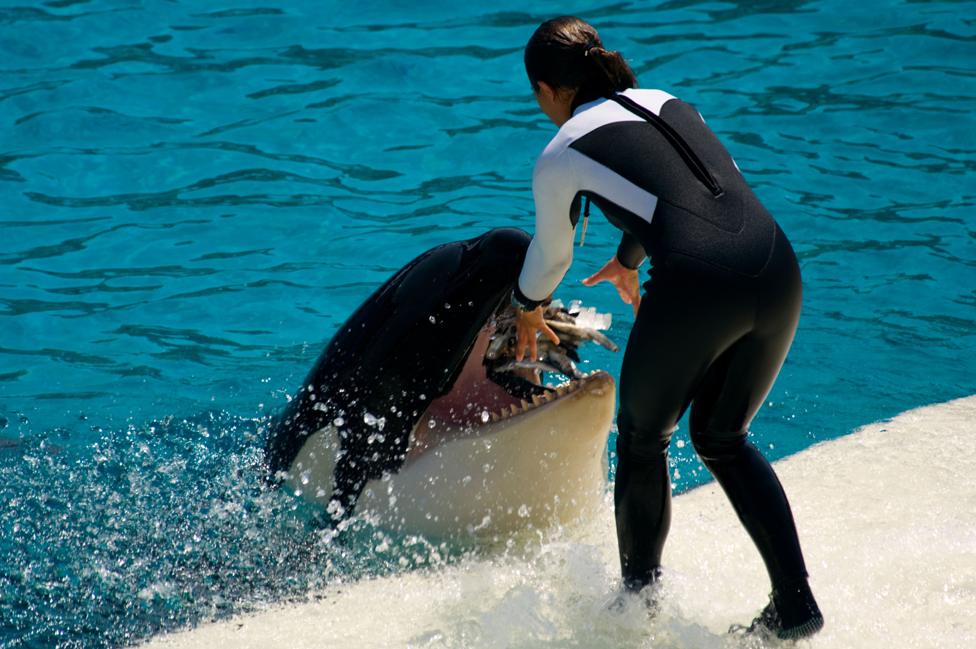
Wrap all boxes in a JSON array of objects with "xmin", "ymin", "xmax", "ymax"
[{"xmin": 1, "ymin": 1, "xmax": 974, "ymax": 646}]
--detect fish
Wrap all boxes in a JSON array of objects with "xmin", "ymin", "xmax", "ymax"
[
  {"xmin": 485, "ymin": 301, "xmax": 618, "ymax": 381},
  {"xmin": 544, "ymin": 319, "xmax": 619, "ymax": 352}
]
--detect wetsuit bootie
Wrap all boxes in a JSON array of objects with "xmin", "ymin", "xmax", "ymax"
[
  {"xmin": 731, "ymin": 581, "xmax": 824, "ymax": 640},
  {"xmin": 606, "ymin": 567, "xmax": 664, "ymax": 614}
]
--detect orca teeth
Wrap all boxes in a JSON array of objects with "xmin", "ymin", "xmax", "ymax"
[{"xmin": 484, "ymin": 375, "xmax": 597, "ymax": 423}]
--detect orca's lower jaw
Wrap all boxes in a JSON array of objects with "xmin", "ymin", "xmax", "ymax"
[
  {"xmin": 362, "ymin": 370, "xmax": 616, "ymax": 539},
  {"xmin": 285, "ymin": 371, "xmax": 616, "ymax": 539}
]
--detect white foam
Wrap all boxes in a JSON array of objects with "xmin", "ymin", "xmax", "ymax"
[
  {"xmin": 571, "ymin": 306, "xmax": 612, "ymax": 332},
  {"xmin": 550, "ymin": 299, "xmax": 612, "ymax": 330},
  {"xmin": 144, "ymin": 395, "xmax": 976, "ymax": 648}
]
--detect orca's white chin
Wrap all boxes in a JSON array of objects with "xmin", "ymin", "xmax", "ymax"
[{"xmin": 284, "ymin": 371, "xmax": 615, "ymax": 541}]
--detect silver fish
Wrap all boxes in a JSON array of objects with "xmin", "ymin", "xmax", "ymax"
[
  {"xmin": 543, "ymin": 320, "xmax": 619, "ymax": 352},
  {"xmin": 486, "ymin": 301, "xmax": 617, "ymax": 380},
  {"xmin": 493, "ymin": 359, "xmax": 565, "ymax": 375}
]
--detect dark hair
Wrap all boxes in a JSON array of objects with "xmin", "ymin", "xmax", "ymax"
[{"xmin": 524, "ymin": 16, "xmax": 638, "ymax": 113}]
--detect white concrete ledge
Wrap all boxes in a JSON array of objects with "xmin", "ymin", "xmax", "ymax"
[{"xmin": 146, "ymin": 395, "xmax": 976, "ymax": 649}]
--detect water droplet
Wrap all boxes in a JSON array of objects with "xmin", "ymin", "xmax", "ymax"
[
  {"xmin": 333, "ymin": 417, "xmax": 344, "ymax": 427},
  {"xmin": 480, "ymin": 411, "xmax": 490, "ymax": 423}
]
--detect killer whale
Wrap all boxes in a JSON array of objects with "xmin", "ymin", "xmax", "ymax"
[{"xmin": 265, "ymin": 228, "xmax": 616, "ymax": 538}]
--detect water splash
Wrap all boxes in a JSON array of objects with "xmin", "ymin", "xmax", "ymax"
[{"xmin": 0, "ymin": 412, "xmax": 456, "ymax": 647}]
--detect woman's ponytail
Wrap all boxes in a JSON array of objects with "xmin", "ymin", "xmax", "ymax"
[
  {"xmin": 586, "ymin": 46, "xmax": 637, "ymax": 94},
  {"xmin": 524, "ymin": 16, "xmax": 638, "ymax": 113}
]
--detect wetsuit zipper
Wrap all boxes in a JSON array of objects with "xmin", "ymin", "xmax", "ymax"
[{"xmin": 610, "ymin": 94, "xmax": 724, "ymax": 198}]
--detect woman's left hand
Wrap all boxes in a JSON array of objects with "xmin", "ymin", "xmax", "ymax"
[
  {"xmin": 582, "ymin": 255, "xmax": 642, "ymax": 316},
  {"xmin": 515, "ymin": 306, "xmax": 561, "ymax": 361}
]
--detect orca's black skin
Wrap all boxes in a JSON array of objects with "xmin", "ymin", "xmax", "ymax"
[{"xmin": 265, "ymin": 228, "xmax": 533, "ymax": 521}]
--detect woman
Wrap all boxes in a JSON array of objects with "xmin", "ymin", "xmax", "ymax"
[{"xmin": 512, "ymin": 16, "xmax": 824, "ymax": 640}]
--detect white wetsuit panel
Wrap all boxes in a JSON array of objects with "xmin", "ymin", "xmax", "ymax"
[{"xmin": 517, "ymin": 88, "xmax": 676, "ymax": 305}]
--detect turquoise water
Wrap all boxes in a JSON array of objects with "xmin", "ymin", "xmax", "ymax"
[{"xmin": 1, "ymin": 0, "xmax": 974, "ymax": 646}]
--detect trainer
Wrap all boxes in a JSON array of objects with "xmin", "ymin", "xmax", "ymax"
[{"xmin": 511, "ymin": 16, "xmax": 823, "ymax": 640}]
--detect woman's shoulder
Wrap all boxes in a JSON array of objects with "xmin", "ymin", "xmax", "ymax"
[
  {"xmin": 556, "ymin": 88, "xmax": 680, "ymax": 141},
  {"xmin": 532, "ymin": 88, "xmax": 681, "ymax": 179},
  {"xmin": 618, "ymin": 88, "xmax": 679, "ymax": 113}
]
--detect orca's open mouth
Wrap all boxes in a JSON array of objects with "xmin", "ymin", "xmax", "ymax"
[
  {"xmin": 414, "ymin": 350, "xmax": 589, "ymax": 433},
  {"xmin": 408, "ymin": 301, "xmax": 616, "ymax": 456},
  {"xmin": 477, "ymin": 300, "xmax": 617, "ymax": 424},
  {"xmin": 408, "ymin": 366, "xmax": 612, "ymax": 461}
]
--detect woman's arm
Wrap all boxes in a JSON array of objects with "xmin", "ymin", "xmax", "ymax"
[
  {"xmin": 616, "ymin": 231, "xmax": 646, "ymax": 271},
  {"xmin": 513, "ymin": 149, "xmax": 579, "ymax": 360},
  {"xmin": 514, "ymin": 149, "xmax": 579, "ymax": 309}
]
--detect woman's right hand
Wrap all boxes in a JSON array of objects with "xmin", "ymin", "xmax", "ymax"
[
  {"xmin": 515, "ymin": 305, "xmax": 561, "ymax": 362},
  {"xmin": 582, "ymin": 256, "xmax": 642, "ymax": 316}
]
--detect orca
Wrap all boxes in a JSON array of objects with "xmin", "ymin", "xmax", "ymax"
[{"xmin": 265, "ymin": 228, "xmax": 615, "ymax": 540}]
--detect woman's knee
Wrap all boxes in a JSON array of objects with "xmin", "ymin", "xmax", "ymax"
[
  {"xmin": 616, "ymin": 409, "xmax": 673, "ymax": 461},
  {"xmin": 690, "ymin": 426, "xmax": 748, "ymax": 462}
]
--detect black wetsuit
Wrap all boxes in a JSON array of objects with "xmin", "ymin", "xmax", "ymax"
[
  {"xmin": 266, "ymin": 228, "xmax": 533, "ymax": 521},
  {"xmin": 513, "ymin": 89, "xmax": 821, "ymax": 631}
]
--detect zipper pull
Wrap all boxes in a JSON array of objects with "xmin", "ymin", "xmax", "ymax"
[{"xmin": 579, "ymin": 197, "xmax": 590, "ymax": 247}]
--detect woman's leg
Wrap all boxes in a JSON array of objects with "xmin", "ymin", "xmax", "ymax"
[
  {"xmin": 687, "ymin": 330, "xmax": 809, "ymax": 588},
  {"xmin": 687, "ymin": 244, "xmax": 821, "ymax": 635},
  {"xmin": 614, "ymin": 269, "xmax": 751, "ymax": 589}
]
